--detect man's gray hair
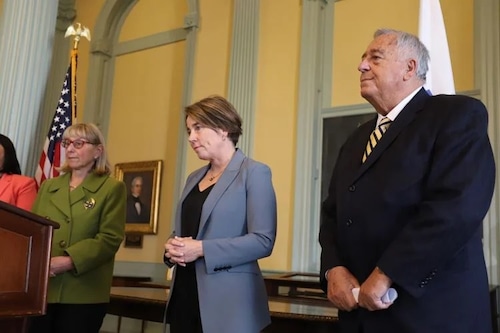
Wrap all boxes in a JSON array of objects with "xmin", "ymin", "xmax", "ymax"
[
  {"xmin": 131, "ymin": 176, "xmax": 143, "ymax": 187},
  {"xmin": 374, "ymin": 28, "xmax": 430, "ymax": 82}
]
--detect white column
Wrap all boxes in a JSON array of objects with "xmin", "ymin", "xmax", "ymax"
[
  {"xmin": 0, "ymin": 0, "xmax": 58, "ymax": 174},
  {"xmin": 227, "ymin": 0, "xmax": 260, "ymax": 156},
  {"xmin": 292, "ymin": 0, "xmax": 334, "ymax": 272},
  {"xmin": 475, "ymin": 0, "xmax": 500, "ymax": 285}
]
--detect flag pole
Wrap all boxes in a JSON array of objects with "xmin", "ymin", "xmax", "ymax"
[
  {"xmin": 35, "ymin": 23, "xmax": 91, "ymax": 187},
  {"xmin": 65, "ymin": 23, "xmax": 91, "ymax": 124},
  {"xmin": 69, "ymin": 49, "xmax": 77, "ymax": 124}
]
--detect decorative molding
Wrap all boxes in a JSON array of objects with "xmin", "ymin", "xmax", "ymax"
[
  {"xmin": 291, "ymin": 0, "xmax": 334, "ymax": 272},
  {"xmin": 173, "ymin": 0, "xmax": 200, "ymax": 225},
  {"xmin": 83, "ymin": 0, "xmax": 138, "ymax": 128},
  {"xmin": 184, "ymin": 11, "xmax": 199, "ymax": 28},
  {"xmin": 114, "ymin": 28, "xmax": 188, "ymax": 56},
  {"xmin": 321, "ymin": 89, "xmax": 480, "ymax": 118},
  {"xmin": 227, "ymin": 0, "xmax": 260, "ymax": 156},
  {"xmin": 90, "ymin": 38, "xmax": 114, "ymax": 58},
  {"xmin": 82, "ymin": 0, "xmax": 199, "ymax": 236},
  {"xmin": 55, "ymin": 0, "xmax": 76, "ymax": 32},
  {"xmin": 474, "ymin": 0, "xmax": 500, "ymax": 285}
]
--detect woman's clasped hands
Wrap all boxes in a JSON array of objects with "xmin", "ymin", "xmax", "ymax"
[{"xmin": 164, "ymin": 236, "xmax": 204, "ymax": 267}]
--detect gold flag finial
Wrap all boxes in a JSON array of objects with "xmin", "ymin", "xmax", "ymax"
[{"xmin": 65, "ymin": 23, "xmax": 91, "ymax": 50}]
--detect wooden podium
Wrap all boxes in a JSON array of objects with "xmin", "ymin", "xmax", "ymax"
[{"xmin": 0, "ymin": 201, "xmax": 59, "ymax": 333}]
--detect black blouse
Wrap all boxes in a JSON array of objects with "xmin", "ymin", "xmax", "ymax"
[{"xmin": 167, "ymin": 183, "xmax": 214, "ymax": 332}]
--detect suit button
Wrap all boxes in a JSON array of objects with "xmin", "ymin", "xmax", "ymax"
[
  {"xmin": 59, "ymin": 240, "xmax": 67, "ymax": 248},
  {"xmin": 348, "ymin": 185, "xmax": 356, "ymax": 192},
  {"xmin": 346, "ymin": 219, "xmax": 353, "ymax": 226},
  {"xmin": 65, "ymin": 218, "xmax": 71, "ymax": 223}
]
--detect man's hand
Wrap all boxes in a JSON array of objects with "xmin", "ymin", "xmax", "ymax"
[
  {"xmin": 326, "ymin": 266, "xmax": 360, "ymax": 311},
  {"xmin": 358, "ymin": 266, "xmax": 393, "ymax": 311}
]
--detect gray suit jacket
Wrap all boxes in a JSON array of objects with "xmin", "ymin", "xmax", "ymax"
[{"xmin": 166, "ymin": 149, "xmax": 277, "ymax": 333}]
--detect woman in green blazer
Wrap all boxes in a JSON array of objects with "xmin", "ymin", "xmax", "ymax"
[{"xmin": 29, "ymin": 123, "xmax": 126, "ymax": 333}]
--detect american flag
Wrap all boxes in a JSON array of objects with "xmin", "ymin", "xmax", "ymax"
[{"xmin": 35, "ymin": 64, "xmax": 74, "ymax": 187}]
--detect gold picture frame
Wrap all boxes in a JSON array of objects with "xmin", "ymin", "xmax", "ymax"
[{"xmin": 114, "ymin": 160, "xmax": 162, "ymax": 234}]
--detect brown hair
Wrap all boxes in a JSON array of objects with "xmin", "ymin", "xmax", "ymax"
[
  {"xmin": 185, "ymin": 95, "xmax": 243, "ymax": 145},
  {"xmin": 59, "ymin": 123, "xmax": 111, "ymax": 175}
]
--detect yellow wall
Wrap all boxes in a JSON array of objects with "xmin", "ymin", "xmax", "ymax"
[
  {"xmin": 110, "ymin": 1, "xmax": 187, "ymax": 262},
  {"xmin": 74, "ymin": 0, "xmax": 106, "ymax": 118},
  {"xmin": 332, "ymin": 0, "xmax": 474, "ymax": 106},
  {"xmin": 118, "ymin": 0, "xmax": 186, "ymax": 41},
  {"xmin": 255, "ymin": 0, "xmax": 301, "ymax": 269},
  {"xmin": 73, "ymin": 0, "xmax": 475, "ymax": 271},
  {"xmin": 75, "ymin": 0, "xmax": 187, "ymax": 263},
  {"xmin": 108, "ymin": 43, "xmax": 185, "ymax": 262},
  {"xmin": 183, "ymin": 0, "xmax": 302, "ymax": 270},
  {"xmin": 186, "ymin": 0, "xmax": 233, "ymax": 173}
]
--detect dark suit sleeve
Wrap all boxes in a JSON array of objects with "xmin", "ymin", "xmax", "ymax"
[
  {"xmin": 319, "ymin": 145, "xmax": 345, "ymax": 292},
  {"xmin": 379, "ymin": 97, "xmax": 495, "ymax": 297}
]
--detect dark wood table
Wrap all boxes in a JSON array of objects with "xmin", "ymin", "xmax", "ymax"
[
  {"xmin": 109, "ymin": 274, "xmax": 500, "ymax": 333},
  {"xmin": 108, "ymin": 287, "xmax": 339, "ymax": 333}
]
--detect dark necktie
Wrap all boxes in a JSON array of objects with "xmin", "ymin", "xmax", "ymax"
[
  {"xmin": 132, "ymin": 196, "xmax": 142, "ymax": 214},
  {"xmin": 362, "ymin": 117, "xmax": 392, "ymax": 163}
]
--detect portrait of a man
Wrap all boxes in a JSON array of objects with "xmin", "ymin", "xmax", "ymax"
[
  {"xmin": 115, "ymin": 160, "xmax": 162, "ymax": 234},
  {"xmin": 126, "ymin": 175, "xmax": 151, "ymax": 223}
]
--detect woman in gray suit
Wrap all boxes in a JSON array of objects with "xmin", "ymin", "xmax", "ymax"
[{"xmin": 164, "ymin": 95, "xmax": 277, "ymax": 333}]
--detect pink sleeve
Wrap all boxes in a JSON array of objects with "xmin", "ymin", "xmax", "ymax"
[{"xmin": 15, "ymin": 177, "xmax": 38, "ymax": 211}]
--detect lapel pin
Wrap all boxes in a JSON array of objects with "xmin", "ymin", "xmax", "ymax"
[{"xmin": 84, "ymin": 198, "xmax": 96, "ymax": 210}]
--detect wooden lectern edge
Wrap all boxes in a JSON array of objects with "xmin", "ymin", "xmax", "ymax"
[{"xmin": 0, "ymin": 201, "xmax": 60, "ymax": 229}]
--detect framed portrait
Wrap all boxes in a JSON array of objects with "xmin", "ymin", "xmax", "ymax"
[
  {"xmin": 124, "ymin": 234, "xmax": 143, "ymax": 248},
  {"xmin": 114, "ymin": 160, "xmax": 162, "ymax": 234}
]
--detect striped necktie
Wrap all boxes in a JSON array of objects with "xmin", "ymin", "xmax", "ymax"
[{"xmin": 362, "ymin": 117, "xmax": 392, "ymax": 163}]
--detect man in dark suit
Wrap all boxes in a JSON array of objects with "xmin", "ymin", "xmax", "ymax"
[
  {"xmin": 319, "ymin": 28, "xmax": 495, "ymax": 333},
  {"xmin": 126, "ymin": 176, "xmax": 150, "ymax": 223}
]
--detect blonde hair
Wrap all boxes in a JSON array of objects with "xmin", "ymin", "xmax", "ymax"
[{"xmin": 59, "ymin": 123, "xmax": 111, "ymax": 175}]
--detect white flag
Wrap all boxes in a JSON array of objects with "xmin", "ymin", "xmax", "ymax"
[{"xmin": 418, "ymin": 0, "xmax": 455, "ymax": 95}]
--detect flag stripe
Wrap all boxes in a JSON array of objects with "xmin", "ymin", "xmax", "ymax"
[{"xmin": 35, "ymin": 53, "xmax": 76, "ymax": 188}]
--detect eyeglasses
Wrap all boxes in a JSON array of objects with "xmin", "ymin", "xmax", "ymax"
[{"xmin": 61, "ymin": 139, "xmax": 96, "ymax": 149}]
